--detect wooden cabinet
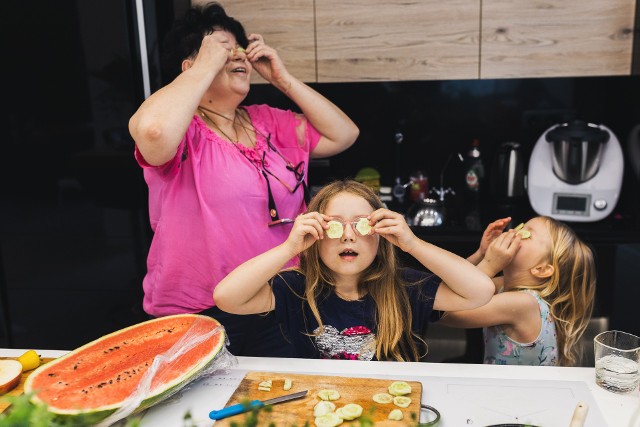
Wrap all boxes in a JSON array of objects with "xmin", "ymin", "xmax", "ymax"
[
  {"xmin": 211, "ymin": 0, "xmax": 636, "ymax": 82},
  {"xmin": 217, "ymin": 0, "xmax": 316, "ymax": 83},
  {"xmin": 480, "ymin": 0, "xmax": 636, "ymax": 78},
  {"xmin": 315, "ymin": 0, "xmax": 480, "ymax": 82}
]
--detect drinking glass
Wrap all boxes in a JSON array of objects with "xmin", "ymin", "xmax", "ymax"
[{"xmin": 594, "ymin": 330, "xmax": 640, "ymax": 393}]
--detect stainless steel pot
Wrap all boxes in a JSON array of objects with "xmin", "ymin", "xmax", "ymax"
[
  {"xmin": 545, "ymin": 120, "xmax": 610, "ymax": 185},
  {"xmin": 406, "ymin": 198, "xmax": 443, "ymax": 227}
]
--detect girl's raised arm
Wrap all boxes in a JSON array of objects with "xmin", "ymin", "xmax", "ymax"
[
  {"xmin": 213, "ymin": 212, "xmax": 327, "ymax": 314},
  {"xmin": 370, "ymin": 208, "xmax": 494, "ymax": 311}
]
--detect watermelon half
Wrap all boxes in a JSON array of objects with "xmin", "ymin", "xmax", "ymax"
[{"xmin": 24, "ymin": 314, "xmax": 226, "ymax": 425}]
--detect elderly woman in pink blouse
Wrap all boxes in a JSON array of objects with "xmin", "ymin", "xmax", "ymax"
[{"xmin": 128, "ymin": 2, "xmax": 358, "ymax": 357}]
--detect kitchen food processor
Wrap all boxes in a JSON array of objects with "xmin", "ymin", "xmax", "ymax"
[{"xmin": 527, "ymin": 120, "xmax": 624, "ymax": 222}]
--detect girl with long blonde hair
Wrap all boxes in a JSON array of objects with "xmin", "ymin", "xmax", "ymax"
[
  {"xmin": 214, "ymin": 180, "xmax": 494, "ymax": 361},
  {"xmin": 440, "ymin": 216, "xmax": 596, "ymax": 366}
]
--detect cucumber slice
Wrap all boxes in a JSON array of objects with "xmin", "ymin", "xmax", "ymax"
[
  {"xmin": 317, "ymin": 389, "xmax": 341, "ymax": 401},
  {"xmin": 283, "ymin": 378, "xmax": 292, "ymax": 391},
  {"xmin": 514, "ymin": 222, "xmax": 524, "ymax": 231},
  {"xmin": 388, "ymin": 409, "xmax": 404, "ymax": 420},
  {"xmin": 313, "ymin": 401, "xmax": 336, "ymax": 417},
  {"xmin": 326, "ymin": 221, "xmax": 343, "ymax": 239},
  {"xmin": 388, "ymin": 381, "xmax": 412, "ymax": 396},
  {"xmin": 517, "ymin": 229, "xmax": 531, "ymax": 239},
  {"xmin": 393, "ymin": 396, "xmax": 412, "ymax": 408},
  {"xmin": 355, "ymin": 218, "xmax": 372, "ymax": 236},
  {"xmin": 336, "ymin": 403, "xmax": 363, "ymax": 420},
  {"xmin": 314, "ymin": 412, "xmax": 343, "ymax": 427},
  {"xmin": 372, "ymin": 392, "xmax": 394, "ymax": 404}
]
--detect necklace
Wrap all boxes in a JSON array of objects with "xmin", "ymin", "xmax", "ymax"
[
  {"xmin": 198, "ymin": 107, "xmax": 239, "ymax": 144},
  {"xmin": 199, "ymin": 105, "xmax": 270, "ymax": 147}
]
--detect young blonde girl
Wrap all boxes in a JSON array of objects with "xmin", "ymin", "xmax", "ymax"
[
  {"xmin": 440, "ymin": 216, "xmax": 596, "ymax": 366},
  {"xmin": 214, "ymin": 180, "xmax": 494, "ymax": 361}
]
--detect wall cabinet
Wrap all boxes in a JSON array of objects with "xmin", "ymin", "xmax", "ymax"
[
  {"xmin": 218, "ymin": 0, "xmax": 316, "ymax": 83},
  {"xmin": 315, "ymin": 0, "xmax": 480, "ymax": 82},
  {"xmin": 215, "ymin": 0, "xmax": 636, "ymax": 82},
  {"xmin": 481, "ymin": 0, "xmax": 636, "ymax": 78}
]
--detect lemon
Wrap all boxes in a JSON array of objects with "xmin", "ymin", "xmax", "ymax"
[
  {"xmin": 355, "ymin": 218, "xmax": 371, "ymax": 236},
  {"xmin": 17, "ymin": 350, "xmax": 41, "ymax": 371},
  {"xmin": 326, "ymin": 221, "xmax": 343, "ymax": 239}
]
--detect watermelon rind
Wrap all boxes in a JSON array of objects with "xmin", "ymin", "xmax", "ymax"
[{"xmin": 24, "ymin": 314, "xmax": 227, "ymax": 426}]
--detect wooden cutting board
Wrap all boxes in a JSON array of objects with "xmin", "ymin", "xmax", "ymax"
[
  {"xmin": 0, "ymin": 357, "xmax": 55, "ymax": 413},
  {"xmin": 216, "ymin": 371, "xmax": 422, "ymax": 426}
]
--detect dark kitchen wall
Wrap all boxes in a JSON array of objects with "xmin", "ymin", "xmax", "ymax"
[
  {"xmin": 246, "ymin": 77, "xmax": 640, "ymax": 223},
  {"xmin": 3, "ymin": 0, "xmax": 639, "ymax": 350}
]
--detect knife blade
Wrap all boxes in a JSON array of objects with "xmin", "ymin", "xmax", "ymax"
[{"xmin": 209, "ymin": 390, "xmax": 308, "ymax": 420}]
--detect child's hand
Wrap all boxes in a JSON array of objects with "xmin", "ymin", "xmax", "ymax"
[
  {"xmin": 479, "ymin": 217, "xmax": 511, "ymax": 257},
  {"xmin": 369, "ymin": 208, "xmax": 418, "ymax": 253},
  {"xmin": 283, "ymin": 212, "xmax": 327, "ymax": 256},
  {"xmin": 482, "ymin": 229, "xmax": 521, "ymax": 274}
]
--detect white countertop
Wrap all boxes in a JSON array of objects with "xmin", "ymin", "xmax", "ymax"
[{"xmin": 3, "ymin": 349, "xmax": 638, "ymax": 426}]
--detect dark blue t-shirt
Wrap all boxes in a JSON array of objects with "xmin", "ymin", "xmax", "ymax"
[{"xmin": 271, "ymin": 268, "xmax": 441, "ymax": 360}]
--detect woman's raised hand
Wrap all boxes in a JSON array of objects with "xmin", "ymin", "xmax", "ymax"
[
  {"xmin": 245, "ymin": 33, "xmax": 291, "ymax": 91},
  {"xmin": 284, "ymin": 212, "xmax": 327, "ymax": 256},
  {"xmin": 195, "ymin": 31, "xmax": 236, "ymax": 73},
  {"xmin": 370, "ymin": 208, "xmax": 418, "ymax": 253}
]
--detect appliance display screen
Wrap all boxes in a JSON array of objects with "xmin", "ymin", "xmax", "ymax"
[{"xmin": 553, "ymin": 194, "xmax": 590, "ymax": 216}]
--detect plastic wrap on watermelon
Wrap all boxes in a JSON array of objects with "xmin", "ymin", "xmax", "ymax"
[
  {"xmin": 97, "ymin": 315, "xmax": 235, "ymax": 426},
  {"xmin": 24, "ymin": 314, "xmax": 234, "ymax": 427}
]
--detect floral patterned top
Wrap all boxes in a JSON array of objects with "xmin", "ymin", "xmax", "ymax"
[{"xmin": 483, "ymin": 289, "xmax": 558, "ymax": 366}]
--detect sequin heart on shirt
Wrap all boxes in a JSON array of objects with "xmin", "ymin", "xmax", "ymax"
[{"xmin": 314, "ymin": 325, "xmax": 375, "ymax": 360}]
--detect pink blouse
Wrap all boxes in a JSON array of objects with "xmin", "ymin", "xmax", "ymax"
[{"xmin": 135, "ymin": 105, "xmax": 321, "ymax": 316}]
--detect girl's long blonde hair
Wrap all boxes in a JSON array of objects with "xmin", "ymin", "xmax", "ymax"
[
  {"xmin": 514, "ymin": 216, "xmax": 596, "ymax": 366},
  {"xmin": 298, "ymin": 180, "xmax": 426, "ymax": 361}
]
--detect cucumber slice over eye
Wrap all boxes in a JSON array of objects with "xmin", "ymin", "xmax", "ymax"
[
  {"xmin": 326, "ymin": 221, "xmax": 343, "ymax": 239},
  {"xmin": 514, "ymin": 222, "xmax": 525, "ymax": 231},
  {"xmin": 313, "ymin": 401, "xmax": 336, "ymax": 417},
  {"xmin": 393, "ymin": 396, "xmax": 412, "ymax": 408},
  {"xmin": 317, "ymin": 389, "xmax": 341, "ymax": 401},
  {"xmin": 336, "ymin": 403, "xmax": 363, "ymax": 420},
  {"xmin": 388, "ymin": 381, "xmax": 412, "ymax": 396},
  {"xmin": 355, "ymin": 217, "xmax": 372, "ymax": 236},
  {"xmin": 517, "ymin": 229, "xmax": 531, "ymax": 239},
  {"xmin": 388, "ymin": 409, "xmax": 404, "ymax": 420},
  {"xmin": 314, "ymin": 412, "xmax": 343, "ymax": 427},
  {"xmin": 372, "ymin": 392, "xmax": 394, "ymax": 404}
]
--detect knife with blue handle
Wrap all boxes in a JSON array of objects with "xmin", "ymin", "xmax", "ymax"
[{"xmin": 209, "ymin": 390, "xmax": 308, "ymax": 420}]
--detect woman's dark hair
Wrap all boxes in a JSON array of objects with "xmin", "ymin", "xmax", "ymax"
[{"xmin": 160, "ymin": 2, "xmax": 248, "ymax": 84}]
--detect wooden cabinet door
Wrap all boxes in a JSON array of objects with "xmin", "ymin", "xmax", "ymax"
[
  {"xmin": 315, "ymin": 0, "xmax": 480, "ymax": 82},
  {"xmin": 481, "ymin": 0, "xmax": 636, "ymax": 78},
  {"xmin": 216, "ymin": 0, "xmax": 316, "ymax": 83}
]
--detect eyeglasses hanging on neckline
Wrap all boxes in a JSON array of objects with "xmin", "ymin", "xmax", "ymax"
[{"xmin": 232, "ymin": 133, "xmax": 310, "ymax": 226}]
